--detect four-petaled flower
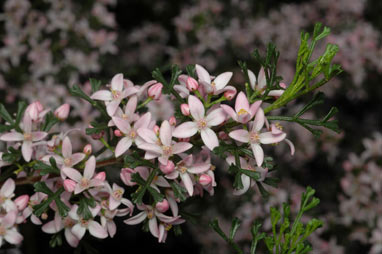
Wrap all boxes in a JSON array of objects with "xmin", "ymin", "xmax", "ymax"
[{"xmin": 221, "ymin": 91, "xmax": 262, "ymax": 123}]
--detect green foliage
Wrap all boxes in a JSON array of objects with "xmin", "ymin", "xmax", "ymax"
[
  {"xmin": 42, "ymin": 112, "xmax": 60, "ymax": 132},
  {"xmin": 130, "ymin": 168, "xmax": 161, "ymax": 205},
  {"xmin": 33, "ymin": 157, "xmax": 60, "ymax": 176},
  {"xmin": 69, "ymin": 84, "xmax": 108, "ymax": 116},
  {"xmin": 0, "ymin": 101, "xmax": 27, "ymax": 133},
  {"xmin": 33, "ymin": 182, "xmax": 69, "ymax": 217},
  {"xmin": 77, "ymin": 196, "xmax": 97, "ymax": 220},
  {"xmin": 152, "ymin": 65, "xmax": 184, "ymax": 103}
]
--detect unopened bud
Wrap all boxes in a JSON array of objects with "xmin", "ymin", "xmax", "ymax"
[
  {"xmin": 89, "ymin": 125, "xmax": 104, "ymax": 140},
  {"xmin": 15, "ymin": 195, "xmax": 29, "ymax": 210},
  {"xmin": 155, "ymin": 199, "xmax": 169, "ymax": 213},
  {"xmin": 114, "ymin": 129, "xmax": 123, "ymax": 137},
  {"xmin": 94, "ymin": 172, "xmax": 106, "ymax": 181},
  {"xmin": 224, "ymin": 89, "xmax": 236, "ymax": 100},
  {"xmin": 148, "ymin": 83, "xmax": 163, "ymax": 100},
  {"xmin": 199, "ymin": 174, "xmax": 212, "ymax": 186},
  {"xmin": 120, "ymin": 168, "xmax": 136, "ymax": 186},
  {"xmin": 63, "ymin": 179, "xmax": 76, "ymax": 193},
  {"xmin": 159, "ymin": 160, "xmax": 175, "ymax": 174},
  {"xmin": 169, "ymin": 116, "xmax": 176, "ymax": 126},
  {"xmin": 279, "ymin": 82, "xmax": 287, "ymax": 89},
  {"xmin": 153, "ymin": 125, "xmax": 160, "ymax": 135},
  {"xmin": 186, "ymin": 77, "xmax": 199, "ymax": 91},
  {"xmin": 83, "ymin": 144, "xmax": 92, "ymax": 155},
  {"xmin": 26, "ymin": 102, "xmax": 40, "ymax": 121},
  {"xmin": 180, "ymin": 104, "xmax": 190, "ymax": 116},
  {"xmin": 54, "ymin": 103, "xmax": 70, "ymax": 121},
  {"xmin": 218, "ymin": 131, "xmax": 229, "ymax": 140}
]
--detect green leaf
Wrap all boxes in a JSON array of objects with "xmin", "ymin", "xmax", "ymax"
[
  {"xmin": 233, "ymin": 172, "xmax": 244, "ymax": 190},
  {"xmin": 256, "ymin": 182, "xmax": 270, "ymax": 199},
  {"xmin": 239, "ymin": 169, "xmax": 260, "ymax": 180},
  {"xmin": 173, "ymin": 225, "xmax": 182, "ymax": 236},
  {"xmin": 33, "ymin": 160, "xmax": 60, "ymax": 176},
  {"xmin": 15, "ymin": 101, "xmax": 27, "ymax": 126},
  {"xmin": 263, "ymin": 177, "xmax": 280, "ymax": 188},
  {"xmin": 0, "ymin": 124, "xmax": 13, "ymax": 132},
  {"xmin": 169, "ymin": 181, "xmax": 187, "ymax": 202},
  {"xmin": 49, "ymin": 233, "xmax": 63, "ymax": 248},
  {"xmin": 90, "ymin": 78, "xmax": 102, "ymax": 93},
  {"xmin": 42, "ymin": 112, "xmax": 59, "ymax": 132},
  {"xmin": 77, "ymin": 196, "xmax": 96, "ymax": 220},
  {"xmin": 86, "ymin": 121, "xmax": 108, "ymax": 135},
  {"xmin": 186, "ymin": 64, "xmax": 196, "ymax": 79},
  {"xmin": 2, "ymin": 147, "xmax": 21, "ymax": 162},
  {"xmin": 294, "ymin": 92, "xmax": 325, "ymax": 118},
  {"xmin": 148, "ymin": 186, "xmax": 164, "ymax": 203},
  {"xmin": 229, "ymin": 217, "xmax": 242, "ymax": 240},
  {"xmin": 33, "ymin": 184, "xmax": 68, "ymax": 217},
  {"xmin": 69, "ymin": 85, "xmax": 93, "ymax": 103},
  {"xmin": 0, "ymin": 104, "xmax": 14, "ymax": 124}
]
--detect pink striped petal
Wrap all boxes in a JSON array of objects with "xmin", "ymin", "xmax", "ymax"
[
  {"xmin": 63, "ymin": 167, "xmax": 82, "ymax": 182},
  {"xmin": 214, "ymin": 72, "xmax": 232, "ymax": 90},
  {"xmin": 235, "ymin": 92, "xmax": 250, "ymax": 113},
  {"xmin": 138, "ymin": 143, "xmax": 162, "ymax": 154},
  {"xmin": 65, "ymin": 228, "xmax": 79, "ymax": 247},
  {"xmin": 195, "ymin": 64, "xmax": 211, "ymax": 84},
  {"xmin": 62, "ymin": 136, "xmax": 72, "ymax": 158},
  {"xmin": 0, "ymin": 132, "xmax": 24, "ymax": 141},
  {"xmin": 107, "ymin": 221, "xmax": 117, "ymax": 238},
  {"xmin": 252, "ymin": 108, "xmax": 265, "ymax": 132},
  {"xmin": 71, "ymin": 224, "xmax": 86, "ymax": 240},
  {"xmin": 229, "ymin": 129, "xmax": 250, "ymax": 143},
  {"xmin": 285, "ymin": 139, "xmax": 295, "ymax": 155},
  {"xmin": 124, "ymin": 212, "xmax": 147, "ymax": 225},
  {"xmin": 84, "ymin": 156, "xmax": 96, "ymax": 179},
  {"xmin": 106, "ymin": 100, "xmax": 120, "ymax": 117},
  {"xmin": 134, "ymin": 112, "xmax": 151, "ymax": 129},
  {"xmin": 221, "ymin": 105, "xmax": 237, "ymax": 121},
  {"xmin": 205, "ymin": 108, "xmax": 226, "ymax": 126},
  {"xmin": 42, "ymin": 220, "xmax": 61, "ymax": 233},
  {"xmin": 251, "ymin": 143, "xmax": 264, "ymax": 167},
  {"xmin": 149, "ymin": 217, "xmax": 159, "ymax": 238},
  {"xmin": 172, "ymin": 122, "xmax": 198, "ymax": 138},
  {"xmin": 2, "ymin": 210, "xmax": 16, "ymax": 228},
  {"xmin": 23, "ymin": 114, "xmax": 32, "ymax": 133},
  {"xmin": 137, "ymin": 128, "xmax": 158, "ymax": 143},
  {"xmin": 248, "ymin": 69, "xmax": 256, "ymax": 90},
  {"xmin": 259, "ymin": 132, "xmax": 286, "ymax": 144},
  {"xmin": 249, "ymin": 100, "xmax": 262, "ymax": 117},
  {"xmin": 32, "ymin": 131, "xmax": 47, "ymax": 141},
  {"xmin": 4, "ymin": 230, "xmax": 23, "ymax": 244},
  {"xmin": 0, "ymin": 178, "xmax": 15, "ymax": 198},
  {"xmin": 70, "ymin": 153, "xmax": 86, "ymax": 166},
  {"xmin": 200, "ymin": 128, "xmax": 219, "ymax": 151},
  {"xmin": 188, "ymin": 163, "xmax": 210, "ymax": 174},
  {"xmin": 22, "ymin": 141, "xmax": 33, "ymax": 162},
  {"xmin": 159, "ymin": 121, "xmax": 172, "ymax": 146},
  {"xmin": 113, "ymin": 117, "xmax": 131, "ymax": 134},
  {"xmin": 115, "ymin": 137, "xmax": 133, "ymax": 157},
  {"xmin": 111, "ymin": 73, "xmax": 123, "ymax": 91},
  {"xmin": 257, "ymin": 67, "xmax": 266, "ymax": 90},
  {"xmin": 91, "ymin": 90, "xmax": 112, "ymax": 101},
  {"xmin": 125, "ymin": 96, "xmax": 137, "ymax": 115},
  {"xmin": 172, "ymin": 142, "xmax": 193, "ymax": 154},
  {"xmin": 88, "ymin": 221, "xmax": 108, "ymax": 239},
  {"xmin": 188, "ymin": 95, "xmax": 205, "ymax": 121},
  {"xmin": 180, "ymin": 173, "xmax": 194, "ymax": 196}
]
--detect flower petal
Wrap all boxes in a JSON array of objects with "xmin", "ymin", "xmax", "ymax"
[
  {"xmin": 205, "ymin": 108, "xmax": 226, "ymax": 126},
  {"xmin": 251, "ymin": 143, "xmax": 264, "ymax": 167},
  {"xmin": 70, "ymin": 153, "xmax": 86, "ymax": 166},
  {"xmin": 62, "ymin": 136, "xmax": 72, "ymax": 158},
  {"xmin": 84, "ymin": 156, "xmax": 96, "ymax": 179},
  {"xmin": 0, "ymin": 178, "xmax": 15, "ymax": 198},
  {"xmin": 113, "ymin": 117, "xmax": 131, "ymax": 134},
  {"xmin": 0, "ymin": 132, "xmax": 24, "ymax": 142},
  {"xmin": 71, "ymin": 224, "xmax": 86, "ymax": 240},
  {"xmin": 91, "ymin": 90, "xmax": 112, "ymax": 101},
  {"xmin": 248, "ymin": 69, "xmax": 256, "ymax": 90},
  {"xmin": 134, "ymin": 112, "xmax": 151, "ymax": 130},
  {"xmin": 200, "ymin": 128, "xmax": 219, "ymax": 151},
  {"xmin": 159, "ymin": 121, "xmax": 172, "ymax": 147},
  {"xmin": 137, "ymin": 128, "xmax": 158, "ymax": 143},
  {"xmin": 229, "ymin": 129, "xmax": 249, "ymax": 143},
  {"xmin": 172, "ymin": 142, "xmax": 193, "ymax": 154},
  {"xmin": 22, "ymin": 141, "xmax": 33, "ymax": 162},
  {"xmin": 138, "ymin": 143, "xmax": 162, "ymax": 154},
  {"xmin": 88, "ymin": 220, "xmax": 108, "ymax": 239},
  {"xmin": 259, "ymin": 132, "xmax": 286, "ymax": 144},
  {"xmin": 195, "ymin": 64, "xmax": 211, "ymax": 84},
  {"xmin": 285, "ymin": 139, "xmax": 295, "ymax": 156},
  {"xmin": 31, "ymin": 131, "xmax": 48, "ymax": 142},
  {"xmin": 188, "ymin": 95, "xmax": 205, "ymax": 120},
  {"xmin": 124, "ymin": 212, "xmax": 147, "ymax": 225},
  {"xmin": 4, "ymin": 230, "xmax": 23, "ymax": 245},
  {"xmin": 213, "ymin": 72, "xmax": 232, "ymax": 90},
  {"xmin": 106, "ymin": 100, "xmax": 120, "ymax": 117},
  {"xmin": 221, "ymin": 105, "xmax": 237, "ymax": 121},
  {"xmin": 252, "ymin": 108, "xmax": 265, "ymax": 132},
  {"xmin": 149, "ymin": 217, "xmax": 159, "ymax": 238},
  {"xmin": 65, "ymin": 228, "xmax": 79, "ymax": 247},
  {"xmin": 63, "ymin": 167, "xmax": 82, "ymax": 182},
  {"xmin": 235, "ymin": 92, "xmax": 250, "ymax": 113},
  {"xmin": 249, "ymin": 100, "xmax": 262, "ymax": 117},
  {"xmin": 111, "ymin": 73, "xmax": 124, "ymax": 91},
  {"xmin": 180, "ymin": 173, "xmax": 194, "ymax": 196},
  {"xmin": 233, "ymin": 175, "xmax": 250, "ymax": 196},
  {"xmin": 115, "ymin": 137, "xmax": 133, "ymax": 157},
  {"xmin": 172, "ymin": 122, "xmax": 198, "ymax": 138},
  {"xmin": 257, "ymin": 67, "xmax": 266, "ymax": 90}
]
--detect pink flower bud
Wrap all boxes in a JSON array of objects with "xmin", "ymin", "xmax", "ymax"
[
  {"xmin": 153, "ymin": 125, "xmax": 160, "ymax": 135},
  {"xmin": 54, "ymin": 103, "xmax": 70, "ymax": 120},
  {"xmin": 83, "ymin": 144, "xmax": 92, "ymax": 155},
  {"xmin": 148, "ymin": 83, "xmax": 163, "ymax": 100},
  {"xmin": 26, "ymin": 102, "xmax": 41, "ymax": 121},
  {"xmin": 159, "ymin": 160, "xmax": 175, "ymax": 174},
  {"xmin": 120, "ymin": 168, "xmax": 136, "ymax": 186},
  {"xmin": 224, "ymin": 89, "xmax": 236, "ymax": 100},
  {"xmin": 89, "ymin": 125, "xmax": 104, "ymax": 140},
  {"xmin": 63, "ymin": 179, "xmax": 76, "ymax": 193},
  {"xmin": 94, "ymin": 172, "xmax": 106, "ymax": 181},
  {"xmin": 155, "ymin": 199, "xmax": 169, "ymax": 213},
  {"xmin": 186, "ymin": 77, "xmax": 199, "ymax": 91},
  {"xmin": 279, "ymin": 82, "xmax": 287, "ymax": 89},
  {"xmin": 15, "ymin": 195, "xmax": 29, "ymax": 210},
  {"xmin": 169, "ymin": 116, "xmax": 176, "ymax": 126},
  {"xmin": 180, "ymin": 104, "xmax": 190, "ymax": 116},
  {"xmin": 199, "ymin": 174, "xmax": 212, "ymax": 186},
  {"xmin": 114, "ymin": 129, "xmax": 123, "ymax": 137},
  {"xmin": 218, "ymin": 131, "xmax": 229, "ymax": 140},
  {"xmin": 35, "ymin": 101, "xmax": 44, "ymax": 112}
]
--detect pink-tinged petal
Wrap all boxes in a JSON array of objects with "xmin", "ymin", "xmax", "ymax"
[
  {"xmin": 111, "ymin": 73, "xmax": 124, "ymax": 91},
  {"xmin": 149, "ymin": 217, "xmax": 159, "ymax": 238},
  {"xmin": 124, "ymin": 212, "xmax": 147, "ymax": 225},
  {"xmin": 172, "ymin": 142, "xmax": 193, "ymax": 154},
  {"xmin": 251, "ymin": 143, "xmax": 264, "ymax": 167},
  {"xmin": 88, "ymin": 221, "xmax": 108, "ymax": 239},
  {"xmin": 138, "ymin": 143, "xmax": 162, "ymax": 154},
  {"xmin": 172, "ymin": 122, "xmax": 198, "ymax": 138},
  {"xmin": 235, "ymin": 92, "xmax": 250, "ymax": 113},
  {"xmin": 213, "ymin": 72, "xmax": 232, "ymax": 90},
  {"xmin": 206, "ymin": 108, "xmax": 226, "ymax": 126},
  {"xmin": 137, "ymin": 128, "xmax": 158, "ymax": 143},
  {"xmin": 165, "ymin": 171, "xmax": 179, "ymax": 180},
  {"xmin": 237, "ymin": 112, "xmax": 251, "ymax": 124},
  {"xmin": 62, "ymin": 136, "xmax": 72, "ymax": 158},
  {"xmin": 173, "ymin": 85, "xmax": 189, "ymax": 98},
  {"xmin": 188, "ymin": 163, "xmax": 210, "ymax": 174},
  {"xmin": 285, "ymin": 139, "xmax": 295, "ymax": 155},
  {"xmin": 233, "ymin": 175, "xmax": 250, "ymax": 196},
  {"xmin": 229, "ymin": 129, "xmax": 250, "ymax": 143},
  {"xmin": 23, "ymin": 113, "xmax": 32, "ymax": 133},
  {"xmin": 91, "ymin": 90, "xmax": 112, "ymax": 101},
  {"xmin": 107, "ymin": 221, "xmax": 117, "ymax": 238},
  {"xmin": 158, "ymin": 224, "xmax": 166, "ymax": 243},
  {"xmin": 22, "ymin": 141, "xmax": 33, "ymax": 162},
  {"xmin": 195, "ymin": 64, "xmax": 211, "ymax": 84},
  {"xmin": 252, "ymin": 108, "xmax": 265, "ymax": 132},
  {"xmin": 158, "ymin": 156, "xmax": 168, "ymax": 165},
  {"xmin": 134, "ymin": 112, "xmax": 151, "ymax": 129},
  {"xmin": 63, "ymin": 167, "xmax": 82, "ymax": 182},
  {"xmin": 65, "ymin": 228, "xmax": 79, "ymax": 247},
  {"xmin": 71, "ymin": 224, "xmax": 86, "ymax": 240},
  {"xmin": 113, "ymin": 117, "xmax": 131, "ymax": 134},
  {"xmin": 42, "ymin": 220, "xmax": 61, "ymax": 233},
  {"xmin": 268, "ymin": 90, "xmax": 284, "ymax": 97},
  {"xmin": 115, "ymin": 137, "xmax": 133, "ymax": 157},
  {"xmin": 0, "ymin": 132, "xmax": 24, "ymax": 141},
  {"xmin": 125, "ymin": 96, "xmax": 137, "ymax": 115},
  {"xmin": 2, "ymin": 210, "xmax": 17, "ymax": 228},
  {"xmin": 70, "ymin": 153, "xmax": 86, "ymax": 166},
  {"xmin": 144, "ymin": 152, "xmax": 159, "ymax": 160},
  {"xmin": 159, "ymin": 121, "xmax": 172, "ymax": 146},
  {"xmin": 31, "ymin": 214, "xmax": 42, "ymax": 225},
  {"xmin": 200, "ymin": 128, "xmax": 219, "ymax": 151},
  {"xmin": 259, "ymin": 132, "xmax": 286, "ymax": 144},
  {"xmin": 0, "ymin": 178, "xmax": 15, "ymax": 198},
  {"xmin": 123, "ymin": 86, "xmax": 138, "ymax": 98},
  {"xmin": 84, "ymin": 156, "xmax": 96, "ymax": 179},
  {"xmin": 249, "ymin": 100, "xmax": 262, "ymax": 117},
  {"xmin": 188, "ymin": 95, "xmax": 205, "ymax": 120},
  {"xmin": 4, "ymin": 230, "xmax": 23, "ymax": 245},
  {"xmin": 155, "ymin": 176, "xmax": 171, "ymax": 188},
  {"xmin": 257, "ymin": 67, "xmax": 266, "ymax": 90},
  {"xmin": 167, "ymin": 196, "xmax": 178, "ymax": 216},
  {"xmin": 248, "ymin": 69, "xmax": 256, "ymax": 90},
  {"xmin": 221, "ymin": 105, "xmax": 237, "ymax": 121},
  {"xmin": 180, "ymin": 172, "xmax": 194, "ymax": 196},
  {"xmin": 89, "ymin": 179, "xmax": 104, "ymax": 188},
  {"xmin": 32, "ymin": 132, "xmax": 48, "ymax": 141},
  {"xmin": 106, "ymin": 100, "xmax": 120, "ymax": 117},
  {"xmin": 109, "ymin": 196, "xmax": 121, "ymax": 210}
]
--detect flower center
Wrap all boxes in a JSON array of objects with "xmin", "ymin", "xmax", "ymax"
[
  {"xmin": 80, "ymin": 178, "xmax": 90, "ymax": 189},
  {"xmin": 129, "ymin": 130, "xmax": 137, "ymax": 139},
  {"xmin": 113, "ymin": 189, "xmax": 123, "ymax": 200},
  {"xmin": 63, "ymin": 217, "xmax": 75, "ymax": 228},
  {"xmin": 0, "ymin": 225, "xmax": 6, "ymax": 236},
  {"xmin": 122, "ymin": 114, "xmax": 128, "ymax": 120},
  {"xmin": 178, "ymin": 166, "xmax": 187, "ymax": 174},
  {"xmin": 164, "ymin": 223, "xmax": 172, "ymax": 231},
  {"xmin": 0, "ymin": 196, "xmax": 5, "ymax": 204},
  {"xmin": 162, "ymin": 146, "xmax": 172, "ymax": 157},
  {"xmin": 237, "ymin": 108, "xmax": 248, "ymax": 116},
  {"xmin": 64, "ymin": 157, "xmax": 72, "ymax": 167},
  {"xmin": 80, "ymin": 219, "xmax": 89, "ymax": 228},
  {"xmin": 111, "ymin": 90, "xmax": 121, "ymax": 99},
  {"xmin": 275, "ymin": 122, "xmax": 283, "ymax": 130},
  {"xmin": 147, "ymin": 209, "xmax": 154, "ymax": 219},
  {"xmin": 249, "ymin": 132, "xmax": 260, "ymax": 143},
  {"xmin": 197, "ymin": 119, "xmax": 207, "ymax": 130},
  {"xmin": 24, "ymin": 133, "xmax": 32, "ymax": 141}
]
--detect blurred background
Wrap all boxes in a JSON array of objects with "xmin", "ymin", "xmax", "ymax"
[{"xmin": 0, "ymin": 0, "xmax": 381, "ymax": 253}]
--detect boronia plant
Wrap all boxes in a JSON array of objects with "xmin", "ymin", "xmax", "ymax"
[{"xmin": 0, "ymin": 23, "xmax": 341, "ymax": 252}]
